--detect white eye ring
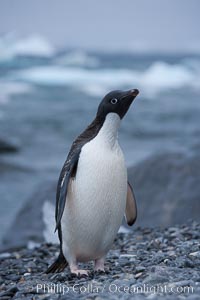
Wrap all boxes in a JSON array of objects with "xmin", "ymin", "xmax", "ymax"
[{"xmin": 110, "ymin": 98, "xmax": 118, "ymax": 104}]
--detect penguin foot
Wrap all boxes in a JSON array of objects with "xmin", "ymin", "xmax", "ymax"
[
  {"xmin": 94, "ymin": 258, "xmax": 105, "ymax": 272},
  {"xmin": 71, "ymin": 269, "xmax": 89, "ymax": 276},
  {"xmin": 70, "ymin": 264, "xmax": 89, "ymax": 276}
]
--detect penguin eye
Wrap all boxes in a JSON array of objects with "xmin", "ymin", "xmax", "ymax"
[{"xmin": 110, "ymin": 98, "xmax": 118, "ymax": 104}]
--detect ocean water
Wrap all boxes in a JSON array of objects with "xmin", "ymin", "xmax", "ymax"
[{"xmin": 0, "ymin": 36, "xmax": 200, "ymax": 243}]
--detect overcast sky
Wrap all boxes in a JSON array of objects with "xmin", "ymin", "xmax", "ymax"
[{"xmin": 0, "ymin": 0, "xmax": 200, "ymax": 52}]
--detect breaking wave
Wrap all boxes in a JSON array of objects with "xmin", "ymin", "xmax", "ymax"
[
  {"xmin": 0, "ymin": 34, "xmax": 55, "ymax": 62},
  {"xmin": 0, "ymin": 82, "xmax": 33, "ymax": 105},
  {"xmin": 55, "ymin": 50, "xmax": 100, "ymax": 68},
  {"xmin": 12, "ymin": 61, "xmax": 200, "ymax": 96}
]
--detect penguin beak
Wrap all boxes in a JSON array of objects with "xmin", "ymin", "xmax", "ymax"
[
  {"xmin": 120, "ymin": 89, "xmax": 139, "ymax": 118},
  {"xmin": 122, "ymin": 89, "xmax": 139, "ymax": 99}
]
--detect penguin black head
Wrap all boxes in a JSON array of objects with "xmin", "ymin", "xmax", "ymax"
[{"xmin": 97, "ymin": 89, "xmax": 139, "ymax": 120}]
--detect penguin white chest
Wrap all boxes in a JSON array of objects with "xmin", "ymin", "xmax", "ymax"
[{"xmin": 62, "ymin": 114, "xmax": 127, "ymax": 261}]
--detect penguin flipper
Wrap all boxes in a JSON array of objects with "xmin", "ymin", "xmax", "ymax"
[
  {"xmin": 125, "ymin": 182, "xmax": 137, "ymax": 226},
  {"xmin": 46, "ymin": 252, "xmax": 68, "ymax": 273},
  {"xmin": 55, "ymin": 148, "xmax": 81, "ymax": 231}
]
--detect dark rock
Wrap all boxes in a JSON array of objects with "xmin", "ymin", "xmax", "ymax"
[
  {"xmin": 0, "ymin": 160, "xmax": 32, "ymax": 174},
  {"xmin": 0, "ymin": 139, "xmax": 18, "ymax": 154},
  {"xmin": 1, "ymin": 180, "xmax": 57, "ymax": 251},
  {"xmin": 0, "ymin": 286, "xmax": 19, "ymax": 298},
  {"xmin": 129, "ymin": 151, "xmax": 200, "ymax": 227}
]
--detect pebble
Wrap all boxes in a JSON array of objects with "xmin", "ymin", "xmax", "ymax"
[
  {"xmin": 143, "ymin": 274, "xmax": 169, "ymax": 284},
  {"xmin": 0, "ymin": 222, "xmax": 200, "ymax": 300},
  {"xmin": 0, "ymin": 253, "xmax": 11, "ymax": 259},
  {"xmin": 135, "ymin": 272, "xmax": 143, "ymax": 279},
  {"xmin": 135, "ymin": 266, "xmax": 146, "ymax": 273},
  {"xmin": 189, "ymin": 251, "xmax": 200, "ymax": 257}
]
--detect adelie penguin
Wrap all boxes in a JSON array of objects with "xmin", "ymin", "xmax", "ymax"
[{"xmin": 46, "ymin": 89, "xmax": 139, "ymax": 275}]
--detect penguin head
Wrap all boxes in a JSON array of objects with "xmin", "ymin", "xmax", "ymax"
[{"xmin": 97, "ymin": 89, "xmax": 139, "ymax": 120}]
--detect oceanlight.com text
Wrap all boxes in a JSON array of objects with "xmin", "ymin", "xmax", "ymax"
[{"xmin": 36, "ymin": 282, "xmax": 194, "ymax": 295}]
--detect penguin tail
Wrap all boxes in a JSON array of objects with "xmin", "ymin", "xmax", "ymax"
[{"xmin": 46, "ymin": 253, "xmax": 68, "ymax": 273}]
